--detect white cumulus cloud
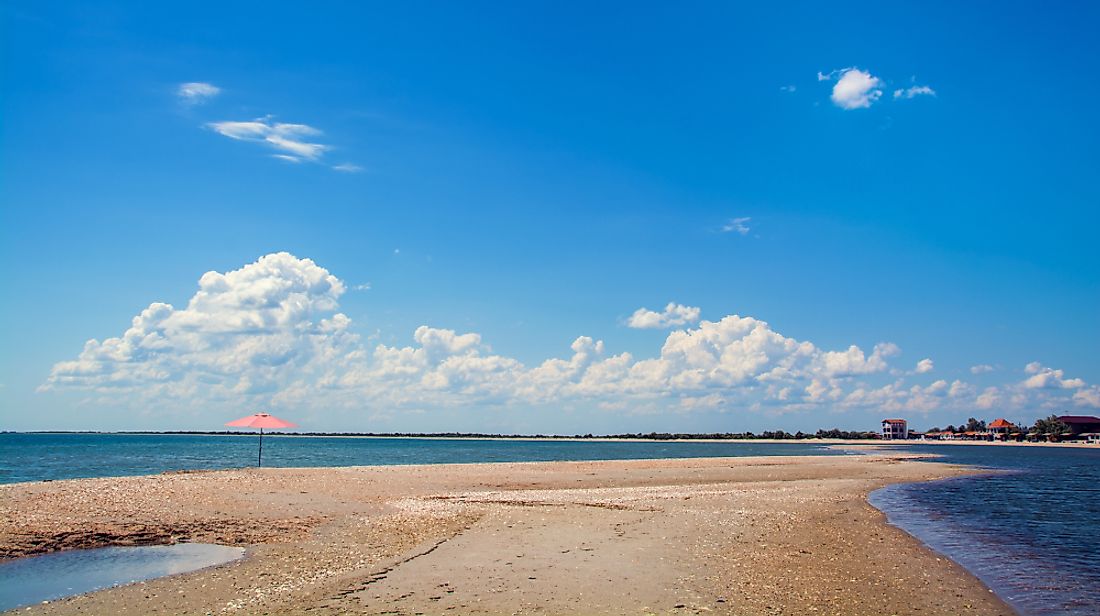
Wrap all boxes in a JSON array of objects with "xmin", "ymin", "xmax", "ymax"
[
  {"xmin": 41, "ymin": 254, "xmax": 1099, "ymax": 419},
  {"xmin": 915, "ymin": 358, "xmax": 934, "ymax": 374},
  {"xmin": 818, "ymin": 68, "xmax": 935, "ymax": 110},
  {"xmin": 1021, "ymin": 362, "xmax": 1086, "ymax": 390},
  {"xmin": 42, "ymin": 253, "xmax": 357, "ymax": 404},
  {"xmin": 970, "ymin": 364, "xmax": 995, "ymax": 374},
  {"xmin": 827, "ymin": 68, "xmax": 883, "ymax": 110},
  {"xmin": 1074, "ymin": 387, "xmax": 1100, "ymax": 408},
  {"xmin": 627, "ymin": 303, "xmax": 701, "ymax": 329}
]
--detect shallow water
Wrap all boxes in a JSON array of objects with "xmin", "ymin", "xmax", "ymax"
[
  {"xmin": 0, "ymin": 543, "xmax": 245, "ymax": 611},
  {"xmin": 870, "ymin": 444, "xmax": 1100, "ymax": 616},
  {"xmin": 0, "ymin": 433, "xmax": 845, "ymax": 484}
]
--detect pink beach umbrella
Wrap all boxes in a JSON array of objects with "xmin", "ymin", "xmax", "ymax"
[{"xmin": 225, "ymin": 412, "xmax": 298, "ymax": 467}]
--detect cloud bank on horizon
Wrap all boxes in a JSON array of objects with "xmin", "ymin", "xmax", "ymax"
[{"xmin": 40, "ymin": 253, "xmax": 1100, "ymax": 418}]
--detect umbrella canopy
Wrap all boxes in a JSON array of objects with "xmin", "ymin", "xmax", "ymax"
[
  {"xmin": 226, "ymin": 412, "xmax": 298, "ymax": 429},
  {"xmin": 225, "ymin": 412, "xmax": 298, "ymax": 467}
]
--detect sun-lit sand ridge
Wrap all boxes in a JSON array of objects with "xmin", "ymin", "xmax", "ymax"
[{"xmin": 0, "ymin": 454, "xmax": 1013, "ymax": 615}]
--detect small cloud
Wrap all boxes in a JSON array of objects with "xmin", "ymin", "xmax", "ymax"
[
  {"xmin": 332, "ymin": 163, "xmax": 363, "ymax": 173},
  {"xmin": 272, "ymin": 154, "xmax": 302, "ymax": 163},
  {"xmin": 207, "ymin": 117, "xmax": 330, "ymax": 161},
  {"xmin": 970, "ymin": 364, "xmax": 995, "ymax": 374},
  {"xmin": 915, "ymin": 358, "xmax": 934, "ymax": 374},
  {"xmin": 780, "ymin": 85, "xmax": 797, "ymax": 93},
  {"xmin": 1022, "ymin": 362, "xmax": 1085, "ymax": 390},
  {"xmin": 178, "ymin": 82, "xmax": 220, "ymax": 105},
  {"xmin": 721, "ymin": 217, "xmax": 751, "ymax": 235},
  {"xmin": 894, "ymin": 85, "xmax": 936, "ymax": 99},
  {"xmin": 627, "ymin": 303, "xmax": 701, "ymax": 329},
  {"xmin": 826, "ymin": 68, "xmax": 883, "ymax": 110},
  {"xmin": 353, "ymin": 283, "xmax": 371, "ymax": 291}
]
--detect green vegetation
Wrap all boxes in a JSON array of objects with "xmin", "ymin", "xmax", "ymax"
[{"xmin": 1030, "ymin": 415, "xmax": 1070, "ymax": 440}]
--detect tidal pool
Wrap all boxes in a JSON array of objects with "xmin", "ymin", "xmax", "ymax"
[{"xmin": 0, "ymin": 543, "xmax": 245, "ymax": 611}]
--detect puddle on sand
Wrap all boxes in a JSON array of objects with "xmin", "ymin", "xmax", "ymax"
[{"xmin": 0, "ymin": 543, "xmax": 245, "ymax": 611}]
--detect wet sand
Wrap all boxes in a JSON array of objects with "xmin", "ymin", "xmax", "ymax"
[{"xmin": 0, "ymin": 455, "xmax": 1014, "ymax": 615}]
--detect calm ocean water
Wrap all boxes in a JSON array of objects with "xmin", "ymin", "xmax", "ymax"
[
  {"xmin": 870, "ymin": 444, "xmax": 1100, "ymax": 616},
  {"xmin": 0, "ymin": 433, "xmax": 844, "ymax": 484},
  {"xmin": 0, "ymin": 543, "xmax": 244, "ymax": 611}
]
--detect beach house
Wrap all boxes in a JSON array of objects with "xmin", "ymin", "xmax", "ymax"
[
  {"xmin": 881, "ymin": 419, "xmax": 908, "ymax": 440},
  {"xmin": 1057, "ymin": 415, "xmax": 1100, "ymax": 439},
  {"xmin": 988, "ymin": 418, "xmax": 1016, "ymax": 441}
]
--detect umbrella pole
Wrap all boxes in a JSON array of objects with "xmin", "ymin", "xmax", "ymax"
[{"xmin": 258, "ymin": 428, "xmax": 263, "ymax": 467}]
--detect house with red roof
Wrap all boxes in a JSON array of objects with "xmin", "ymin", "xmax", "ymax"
[
  {"xmin": 881, "ymin": 419, "xmax": 908, "ymax": 440},
  {"xmin": 988, "ymin": 418, "xmax": 1016, "ymax": 441}
]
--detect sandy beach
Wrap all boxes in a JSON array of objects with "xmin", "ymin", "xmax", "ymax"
[{"xmin": 0, "ymin": 454, "xmax": 1014, "ymax": 615}]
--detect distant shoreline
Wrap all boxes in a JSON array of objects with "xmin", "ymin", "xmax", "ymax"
[
  {"xmin": 2, "ymin": 430, "xmax": 879, "ymax": 442},
  {"xmin": 3, "ymin": 430, "xmax": 1095, "ymax": 447}
]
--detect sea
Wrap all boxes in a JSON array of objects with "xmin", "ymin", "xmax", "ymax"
[
  {"xmin": 0, "ymin": 433, "xmax": 846, "ymax": 483},
  {"xmin": 1, "ymin": 433, "xmax": 1097, "ymax": 615},
  {"xmin": 870, "ymin": 443, "xmax": 1100, "ymax": 616}
]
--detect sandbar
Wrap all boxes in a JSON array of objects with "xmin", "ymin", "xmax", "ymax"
[{"xmin": 0, "ymin": 454, "xmax": 1014, "ymax": 615}]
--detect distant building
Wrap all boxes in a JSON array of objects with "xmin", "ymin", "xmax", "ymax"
[
  {"xmin": 988, "ymin": 418, "xmax": 1015, "ymax": 440},
  {"xmin": 1058, "ymin": 415, "xmax": 1100, "ymax": 438},
  {"xmin": 882, "ymin": 419, "xmax": 908, "ymax": 440}
]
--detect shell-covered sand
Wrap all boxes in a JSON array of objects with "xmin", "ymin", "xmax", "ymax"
[{"xmin": 0, "ymin": 455, "xmax": 1014, "ymax": 615}]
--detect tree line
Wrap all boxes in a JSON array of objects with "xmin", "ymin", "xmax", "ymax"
[{"xmin": 926, "ymin": 415, "xmax": 1070, "ymax": 438}]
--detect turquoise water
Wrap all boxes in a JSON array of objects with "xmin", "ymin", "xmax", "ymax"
[
  {"xmin": 0, "ymin": 433, "xmax": 844, "ymax": 484},
  {"xmin": 870, "ymin": 444, "xmax": 1100, "ymax": 616},
  {"xmin": 0, "ymin": 543, "xmax": 244, "ymax": 611}
]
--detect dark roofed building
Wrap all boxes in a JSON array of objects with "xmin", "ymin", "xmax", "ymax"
[{"xmin": 1058, "ymin": 415, "xmax": 1100, "ymax": 437}]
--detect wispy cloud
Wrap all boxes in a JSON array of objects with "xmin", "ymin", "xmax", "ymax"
[
  {"xmin": 207, "ymin": 117, "xmax": 330, "ymax": 163},
  {"xmin": 332, "ymin": 163, "xmax": 364, "ymax": 173},
  {"xmin": 780, "ymin": 85, "xmax": 797, "ymax": 93},
  {"xmin": 894, "ymin": 85, "xmax": 936, "ymax": 99},
  {"xmin": 177, "ymin": 82, "xmax": 220, "ymax": 105},
  {"xmin": 970, "ymin": 364, "xmax": 995, "ymax": 374},
  {"xmin": 721, "ymin": 217, "xmax": 751, "ymax": 235}
]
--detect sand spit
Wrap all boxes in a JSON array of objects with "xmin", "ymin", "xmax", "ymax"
[{"xmin": 0, "ymin": 455, "xmax": 1014, "ymax": 615}]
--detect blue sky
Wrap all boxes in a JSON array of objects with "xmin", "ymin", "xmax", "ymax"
[{"xmin": 2, "ymin": 1, "xmax": 1098, "ymax": 433}]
